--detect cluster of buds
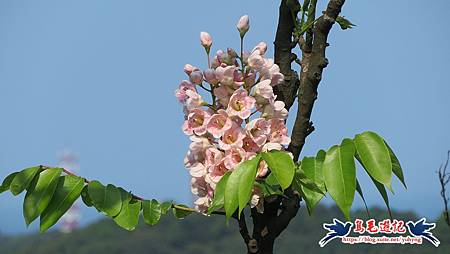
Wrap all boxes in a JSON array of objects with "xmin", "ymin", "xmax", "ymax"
[{"xmin": 175, "ymin": 15, "xmax": 291, "ymax": 213}]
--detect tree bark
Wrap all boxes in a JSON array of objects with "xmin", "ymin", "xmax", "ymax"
[{"xmin": 239, "ymin": 0, "xmax": 347, "ymax": 253}]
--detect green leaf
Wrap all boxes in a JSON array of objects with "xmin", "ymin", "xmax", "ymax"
[
  {"xmin": 336, "ymin": 16, "xmax": 356, "ymax": 30},
  {"xmin": 87, "ymin": 181, "xmax": 122, "ymax": 217},
  {"xmin": 385, "ymin": 142, "xmax": 407, "ymax": 188},
  {"xmin": 297, "ymin": 150, "xmax": 327, "ymax": 213},
  {"xmin": 264, "ymin": 173, "xmax": 279, "ymax": 186},
  {"xmin": 354, "ymin": 131, "xmax": 393, "ymax": 189},
  {"xmin": 238, "ymin": 155, "xmax": 261, "ymax": 216},
  {"xmin": 113, "ymin": 189, "xmax": 141, "ymax": 231},
  {"xmin": 23, "ymin": 168, "xmax": 63, "ymax": 225},
  {"xmin": 323, "ymin": 139, "xmax": 356, "ymax": 220},
  {"xmin": 81, "ymin": 186, "xmax": 93, "ymax": 207},
  {"xmin": 224, "ymin": 155, "xmax": 261, "ymax": 218},
  {"xmin": 160, "ymin": 201, "xmax": 172, "ymax": 215},
  {"xmin": 40, "ymin": 175, "xmax": 84, "ymax": 232},
  {"xmin": 172, "ymin": 204, "xmax": 193, "ymax": 219},
  {"xmin": 355, "ymin": 155, "xmax": 392, "ymax": 218},
  {"xmin": 10, "ymin": 166, "xmax": 41, "ymax": 196},
  {"xmin": 143, "ymin": 199, "xmax": 161, "ymax": 226},
  {"xmin": 356, "ymin": 179, "xmax": 370, "ymax": 216},
  {"xmin": 256, "ymin": 181, "xmax": 283, "ymax": 198},
  {"xmin": 0, "ymin": 172, "xmax": 19, "ymax": 193},
  {"xmin": 208, "ymin": 172, "xmax": 231, "ymax": 214},
  {"xmin": 372, "ymin": 176, "xmax": 392, "ymax": 219},
  {"xmin": 262, "ymin": 151, "xmax": 295, "ymax": 190}
]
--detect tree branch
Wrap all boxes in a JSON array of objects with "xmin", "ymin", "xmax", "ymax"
[
  {"xmin": 438, "ymin": 150, "xmax": 450, "ymax": 227},
  {"xmin": 288, "ymin": 0, "xmax": 346, "ymax": 161}
]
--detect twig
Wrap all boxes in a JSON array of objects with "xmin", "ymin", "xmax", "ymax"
[
  {"xmin": 438, "ymin": 150, "xmax": 450, "ymax": 226},
  {"xmin": 42, "ymin": 166, "xmax": 227, "ymax": 216}
]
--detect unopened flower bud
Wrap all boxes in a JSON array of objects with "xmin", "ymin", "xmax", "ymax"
[
  {"xmin": 184, "ymin": 64, "xmax": 198, "ymax": 75},
  {"xmin": 200, "ymin": 32, "xmax": 212, "ymax": 52},
  {"xmin": 237, "ymin": 15, "xmax": 250, "ymax": 37},
  {"xmin": 190, "ymin": 70, "xmax": 203, "ymax": 84},
  {"xmin": 204, "ymin": 69, "xmax": 218, "ymax": 85}
]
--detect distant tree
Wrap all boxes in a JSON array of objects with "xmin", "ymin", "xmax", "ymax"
[
  {"xmin": 438, "ymin": 151, "xmax": 450, "ymax": 227},
  {"xmin": 0, "ymin": 1, "xmax": 407, "ymax": 253}
]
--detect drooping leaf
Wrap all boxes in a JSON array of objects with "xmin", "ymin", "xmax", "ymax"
[
  {"xmin": 356, "ymin": 179, "xmax": 370, "ymax": 217},
  {"xmin": 238, "ymin": 155, "xmax": 261, "ymax": 216},
  {"xmin": 40, "ymin": 175, "xmax": 84, "ymax": 232},
  {"xmin": 262, "ymin": 151, "xmax": 295, "ymax": 190},
  {"xmin": 355, "ymin": 156, "xmax": 392, "ymax": 218},
  {"xmin": 371, "ymin": 176, "xmax": 392, "ymax": 219},
  {"xmin": 336, "ymin": 16, "xmax": 356, "ymax": 30},
  {"xmin": 264, "ymin": 173, "xmax": 279, "ymax": 186},
  {"xmin": 81, "ymin": 186, "xmax": 93, "ymax": 207},
  {"xmin": 160, "ymin": 201, "xmax": 172, "ymax": 215},
  {"xmin": 23, "ymin": 168, "xmax": 63, "ymax": 225},
  {"xmin": 255, "ymin": 181, "xmax": 283, "ymax": 198},
  {"xmin": 113, "ymin": 189, "xmax": 141, "ymax": 231},
  {"xmin": 0, "ymin": 172, "xmax": 19, "ymax": 193},
  {"xmin": 224, "ymin": 155, "xmax": 261, "ymax": 218},
  {"xmin": 10, "ymin": 166, "xmax": 41, "ymax": 196},
  {"xmin": 172, "ymin": 204, "xmax": 193, "ymax": 219},
  {"xmin": 354, "ymin": 131, "xmax": 393, "ymax": 189},
  {"xmin": 143, "ymin": 199, "xmax": 161, "ymax": 226},
  {"xmin": 323, "ymin": 139, "xmax": 356, "ymax": 220},
  {"xmin": 87, "ymin": 181, "xmax": 122, "ymax": 217},
  {"xmin": 293, "ymin": 166, "xmax": 325, "ymax": 214},
  {"xmin": 208, "ymin": 172, "xmax": 231, "ymax": 214},
  {"xmin": 385, "ymin": 142, "xmax": 407, "ymax": 188},
  {"xmin": 297, "ymin": 151, "xmax": 326, "ymax": 213}
]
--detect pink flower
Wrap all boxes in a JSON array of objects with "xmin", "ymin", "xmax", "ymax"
[
  {"xmin": 224, "ymin": 147, "xmax": 247, "ymax": 170},
  {"xmin": 207, "ymin": 158, "xmax": 229, "ymax": 186},
  {"xmin": 237, "ymin": 15, "xmax": 250, "ymax": 37},
  {"xmin": 187, "ymin": 163, "xmax": 207, "ymax": 177},
  {"xmin": 260, "ymin": 62, "xmax": 284, "ymax": 86},
  {"xmin": 194, "ymin": 196, "xmax": 211, "ymax": 213},
  {"xmin": 183, "ymin": 108, "xmax": 211, "ymax": 136},
  {"xmin": 219, "ymin": 123, "xmax": 245, "ymax": 150},
  {"xmin": 184, "ymin": 89, "xmax": 203, "ymax": 110},
  {"xmin": 206, "ymin": 109, "xmax": 233, "ymax": 138},
  {"xmin": 242, "ymin": 135, "xmax": 261, "ymax": 153},
  {"xmin": 245, "ymin": 118, "xmax": 270, "ymax": 146},
  {"xmin": 247, "ymin": 50, "xmax": 265, "ymax": 70},
  {"xmin": 213, "ymin": 85, "xmax": 234, "ymax": 107},
  {"xmin": 253, "ymin": 79, "xmax": 275, "ymax": 107},
  {"xmin": 175, "ymin": 80, "xmax": 196, "ymax": 103},
  {"xmin": 268, "ymin": 118, "xmax": 291, "ymax": 145},
  {"xmin": 215, "ymin": 65, "xmax": 237, "ymax": 87},
  {"xmin": 262, "ymin": 101, "xmax": 288, "ymax": 119},
  {"xmin": 200, "ymin": 31, "xmax": 212, "ymax": 49},
  {"xmin": 184, "ymin": 136, "xmax": 211, "ymax": 168},
  {"xmin": 252, "ymin": 42, "xmax": 267, "ymax": 55},
  {"xmin": 191, "ymin": 177, "xmax": 208, "ymax": 197},
  {"xmin": 226, "ymin": 88, "xmax": 256, "ymax": 119},
  {"xmin": 203, "ymin": 69, "xmax": 218, "ymax": 85},
  {"xmin": 184, "ymin": 64, "xmax": 198, "ymax": 75},
  {"xmin": 204, "ymin": 147, "xmax": 224, "ymax": 168},
  {"xmin": 262, "ymin": 142, "xmax": 282, "ymax": 152}
]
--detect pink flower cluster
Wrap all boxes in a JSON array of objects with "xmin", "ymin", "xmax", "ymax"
[{"xmin": 175, "ymin": 15, "xmax": 291, "ymax": 213}]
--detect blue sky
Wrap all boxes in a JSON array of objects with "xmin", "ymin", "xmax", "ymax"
[{"xmin": 0, "ymin": 0, "xmax": 449, "ymax": 234}]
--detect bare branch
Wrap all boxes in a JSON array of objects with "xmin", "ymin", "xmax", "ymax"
[{"xmin": 438, "ymin": 150, "xmax": 450, "ymax": 227}]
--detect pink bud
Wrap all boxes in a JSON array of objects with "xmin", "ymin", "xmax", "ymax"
[
  {"xmin": 237, "ymin": 15, "xmax": 250, "ymax": 37},
  {"xmin": 203, "ymin": 69, "xmax": 218, "ymax": 84},
  {"xmin": 190, "ymin": 70, "xmax": 203, "ymax": 84},
  {"xmin": 200, "ymin": 32, "xmax": 212, "ymax": 49},
  {"xmin": 184, "ymin": 64, "xmax": 198, "ymax": 75}
]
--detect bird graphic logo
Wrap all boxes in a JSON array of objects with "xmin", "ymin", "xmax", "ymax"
[
  {"xmin": 319, "ymin": 218, "xmax": 353, "ymax": 247},
  {"xmin": 406, "ymin": 218, "xmax": 440, "ymax": 247}
]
